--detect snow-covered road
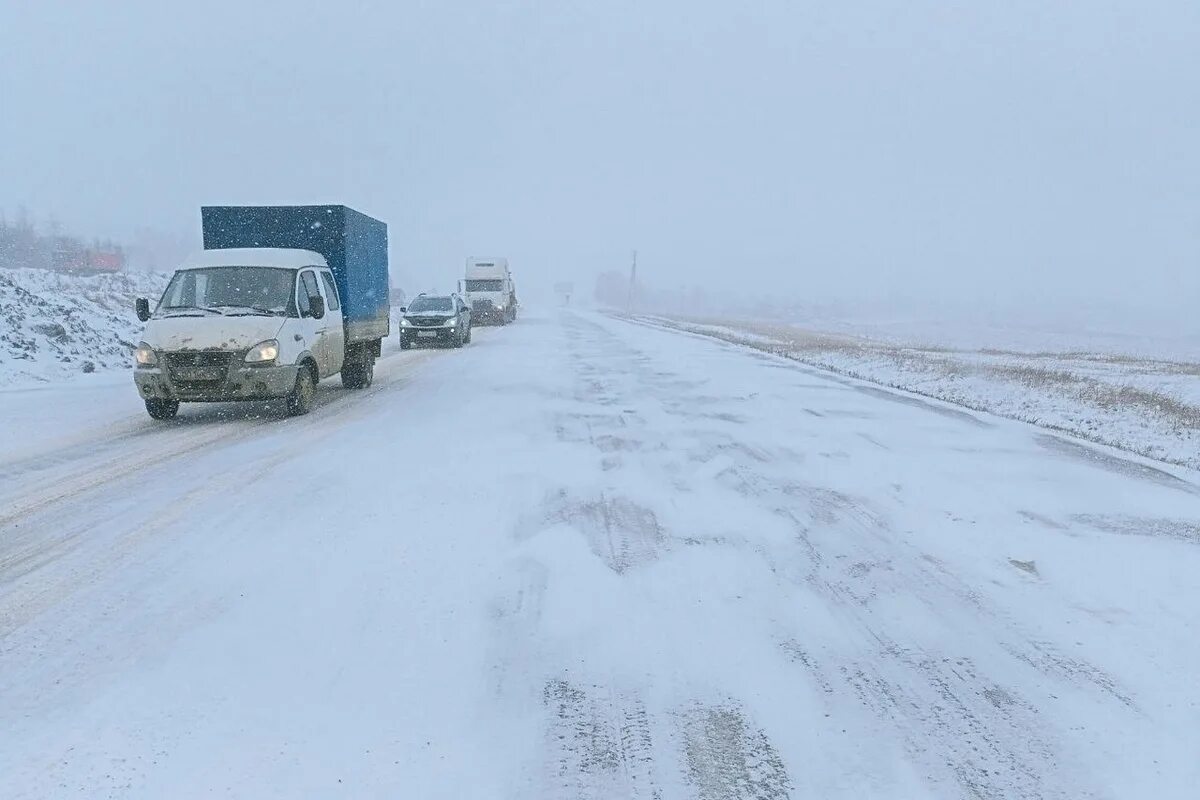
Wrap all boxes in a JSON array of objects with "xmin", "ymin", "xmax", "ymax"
[{"xmin": 3, "ymin": 310, "xmax": 1199, "ymax": 799}]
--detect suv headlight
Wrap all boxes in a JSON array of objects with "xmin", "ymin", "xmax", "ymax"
[
  {"xmin": 443, "ymin": 317, "xmax": 457, "ymax": 328},
  {"xmin": 400, "ymin": 318, "xmax": 412, "ymax": 327},
  {"xmin": 245, "ymin": 339, "xmax": 279, "ymax": 365},
  {"xmin": 134, "ymin": 342, "xmax": 157, "ymax": 366}
]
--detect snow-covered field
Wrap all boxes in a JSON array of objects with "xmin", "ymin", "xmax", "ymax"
[
  {"xmin": 792, "ymin": 309, "xmax": 1200, "ymax": 363},
  {"xmin": 638, "ymin": 315, "xmax": 1200, "ymax": 470},
  {"xmin": 3, "ymin": 310, "xmax": 1199, "ymax": 798},
  {"xmin": 0, "ymin": 267, "xmax": 169, "ymax": 387}
]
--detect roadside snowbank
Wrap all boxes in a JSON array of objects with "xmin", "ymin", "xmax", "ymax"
[
  {"xmin": 0, "ymin": 267, "xmax": 168, "ymax": 387},
  {"xmin": 636, "ymin": 315, "xmax": 1200, "ymax": 470}
]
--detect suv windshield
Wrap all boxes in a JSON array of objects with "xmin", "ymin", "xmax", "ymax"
[
  {"xmin": 159, "ymin": 267, "xmax": 296, "ymax": 315},
  {"xmin": 407, "ymin": 296, "xmax": 454, "ymax": 313}
]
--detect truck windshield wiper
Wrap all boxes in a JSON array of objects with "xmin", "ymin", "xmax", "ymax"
[
  {"xmin": 219, "ymin": 305, "xmax": 282, "ymax": 317},
  {"xmin": 160, "ymin": 305, "xmax": 225, "ymax": 316}
]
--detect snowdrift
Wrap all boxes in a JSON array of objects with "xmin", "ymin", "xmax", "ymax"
[
  {"xmin": 636, "ymin": 314, "xmax": 1200, "ymax": 471},
  {"xmin": 0, "ymin": 267, "xmax": 168, "ymax": 387}
]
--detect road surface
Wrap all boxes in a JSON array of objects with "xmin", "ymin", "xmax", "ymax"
[{"xmin": 2, "ymin": 311, "xmax": 1198, "ymax": 799}]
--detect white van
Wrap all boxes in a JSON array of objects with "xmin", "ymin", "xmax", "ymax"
[{"xmin": 133, "ymin": 248, "xmax": 347, "ymax": 419}]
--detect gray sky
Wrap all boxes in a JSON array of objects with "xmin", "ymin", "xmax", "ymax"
[{"xmin": 2, "ymin": 0, "xmax": 1197, "ymax": 314}]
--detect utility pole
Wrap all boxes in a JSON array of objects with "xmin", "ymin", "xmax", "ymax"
[{"xmin": 627, "ymin": 250, "xmax": 637, "ymax": 314}]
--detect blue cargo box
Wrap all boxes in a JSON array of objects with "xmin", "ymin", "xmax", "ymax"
[{"xmin": 201, "ymin": 205, "xmax": 390, "ymax": 343}]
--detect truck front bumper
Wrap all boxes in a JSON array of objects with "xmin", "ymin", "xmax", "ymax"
[
  {"xmin": 135, "ymin": 364, "xmax": 299, "ymax": 402},
  {"xmin": 471, "ymin": 307, "xmax": 507, "ymax": 325}
]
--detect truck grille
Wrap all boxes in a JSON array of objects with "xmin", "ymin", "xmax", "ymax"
[
  {"xmin": 165, "ymin": 351, "xmax": 234, "ymax": 369},
  {"xmin": 165, "ymin": 351, "xmax": 234, "ymax": 382}
]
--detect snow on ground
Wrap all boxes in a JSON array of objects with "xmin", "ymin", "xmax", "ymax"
[
  {"xmin": 3, "ymin": 310, "xmax": 1200, "ymax": 798},
  {"xmin": 788, "ymin": 308, "xmax": 1200, "ymax": 363},
  {"xmin": 0, "ymin": 267, "xmax": 169, "ymax": 387},
  {"xmin": 639, "ymin": 315, "xmax": 1200, "ymax": 470}
]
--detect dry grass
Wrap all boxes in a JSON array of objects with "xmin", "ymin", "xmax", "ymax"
[{"xmin": 987, "ymin": 364, "xmax": 1081, "ymax": 389}]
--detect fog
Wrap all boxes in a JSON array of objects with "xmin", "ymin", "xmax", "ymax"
[{"xmin": 2, "ymin": 1, "xmax": 1196, "ymax": 321}]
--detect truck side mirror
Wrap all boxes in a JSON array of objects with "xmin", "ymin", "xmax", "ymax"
[
  {"xmin": 309, "ymin": 295, "xmax": 325, "ymax": 320},
  {"xmin": 135, "ymin": 298, "xmax": 151, "ymax": 322}
]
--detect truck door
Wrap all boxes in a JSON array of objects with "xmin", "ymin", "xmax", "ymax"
[
  {"xmin": 318, "ymin": 270, "xmax": 346, "ymax": 375},
  {"xmin": 296, "ymin": 270, "xmax": 326, "ymax": 376}
]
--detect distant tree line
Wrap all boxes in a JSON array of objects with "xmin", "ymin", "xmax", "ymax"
[
  {"xmin": 0, "ymin": 207, "xmax": 196, "ymax": 274},
  {"xmin": 0, "ymin": 207, "xmax": 126, "ymax": 273}
]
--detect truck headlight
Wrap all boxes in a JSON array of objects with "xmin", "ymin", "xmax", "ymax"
[
  {"xmin": 245, "ymin": 339, "xmax": 279, "ymax": 365},
  {"xmin": 134, "ymin": 342, "xmax": 157, "ymax": 366}
]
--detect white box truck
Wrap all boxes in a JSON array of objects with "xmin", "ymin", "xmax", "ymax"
[
  {"xmin": 461, "ymin": 257, "xmax": 517, "ymax": 325},
  {"xmin": 132, "ymin": 205, "xmax": 389, "ymax": 420}
]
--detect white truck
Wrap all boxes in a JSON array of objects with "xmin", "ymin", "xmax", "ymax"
[
  {"xmin": 461, "ymin": 257, "xmax": 517, "ymax": 325},
  {"xmin": 132, "ymin": 205, "xmax": 390, "ymax": 420}
]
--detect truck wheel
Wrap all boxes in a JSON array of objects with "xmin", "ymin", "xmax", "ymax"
[
  {"xmin": 287, "ymin": 366, "xmax": 316, "ymax": 416},
  {"xmin": 145, "ymin": 398, "xmax": 179, "ymax": 420},
  {"xmin": 341, "ymin": 355, "xmax": 375, "ymax": 389},
  {"xmin": 356, "ymin": 355, "xmax": 374, "ymax": 387}
]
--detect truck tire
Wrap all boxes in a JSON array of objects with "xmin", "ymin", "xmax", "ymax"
[
  {"xmin": 287, "ymin": 366, "xmax": 316, "ymax": 416},
  {"xmin": 341, "ymin": 354, "xmax": 375, "ymax": 389},
  {"xmin": 145, "ymin": 398, "xmax": 179, "ymax": 420}
]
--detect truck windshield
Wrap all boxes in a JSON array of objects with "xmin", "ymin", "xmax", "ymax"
[
  {"xmin": 160, "ymin": 267, "xmax": 296, "ymax": 316},
  {"xmin": 465, "ymin": 279, "xmax": 504, "ymax": 292},
  {"xmin": 408, "ymin": 297, "xmax": 454, "ymax": 313}
]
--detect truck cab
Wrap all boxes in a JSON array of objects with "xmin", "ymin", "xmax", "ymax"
[
  {"xmin": 133, "ymin": 248, "xmax": 344, "ymax": 419},
  {"xmin": 462, "ymin": 257, "xmax": 517, "ymax": 325}
]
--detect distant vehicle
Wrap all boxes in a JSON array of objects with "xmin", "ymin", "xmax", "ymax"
[
  {"xmin": 461, "ymin": 257, "xmax": 517, "ymax": 325},
  {"xmin": 554, "ymin": 281, "xmax": 574, "ymax": 305},
  {"xmin": 52, "ymin": 242, "xmax": 125, "ymax": 274},
  {"xmin": 132, "ymin": 204, "xmax": 390, "ymax": 420},
  {"xmin": 398, "ymin": 293, "xmax": 472, "ymax": 349}
]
